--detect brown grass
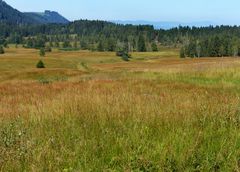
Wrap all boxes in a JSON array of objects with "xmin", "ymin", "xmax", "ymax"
[{"xmin": 0, "ymin": 47, "xmax": 240, "ymax": 171}]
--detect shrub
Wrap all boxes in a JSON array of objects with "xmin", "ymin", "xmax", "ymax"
[
  {"xmin": 121, "ymin": 54, "xmax": 130, "ymax": 61},
  {"xmin": 116, "ymin": 51, "xmax": 123, "ymax": 57},
  {"xmin": 38, "ymin": 77, "xmax": 52, "ymax": 84},
  {"xmin": 81, "ymin": 62, "xmax": 89, "ymax": 70},
  {"xmin": 116, "ymin": 51, "xmax": 131, "ymax": 61},
  {"xmin": 36, "ymin": 60, "xmax": 45, "ymax": 68},
  {"xmin": 45, "ymin": 47, "xmax": 52, "ymax": 52}
]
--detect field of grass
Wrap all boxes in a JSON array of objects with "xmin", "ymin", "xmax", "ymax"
[{"xmin": 1, "ymin": 46, "xmax": 240, "ymax": 171}]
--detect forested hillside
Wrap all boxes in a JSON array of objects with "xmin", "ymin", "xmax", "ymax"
[
  {"xmin": 0, "ymin": 0, "xmax": 69, "ymax": 25},
  {"xmin": 0, "ymin": 0, "xmax": 35, "ymax": 24},
  {"xmin": 24, "ymin": 11, "xmax": 69, "ymax": 24}
]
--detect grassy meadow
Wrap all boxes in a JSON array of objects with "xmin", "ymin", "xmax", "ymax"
[{"xmin": 1, "ymin": 46, "xmax": 240, "ymax": 171}]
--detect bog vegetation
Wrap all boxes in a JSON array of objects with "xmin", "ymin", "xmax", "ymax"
[{"xmin": 0, "ymin": 45, "xmax": 239, "ymax": 171}]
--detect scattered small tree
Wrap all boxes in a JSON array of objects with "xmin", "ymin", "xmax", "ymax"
[
  {"xmin": 39, "ymin": 48, "xmax": 45, "ymax": 57},
  {"xmin": 116, "ymin": 40, "xmax": 131, "ymax": 61},
  {"xmin": 36, "ymin": 60, "xmax": 45, "ymax": 68},
  {"xmin": 151, "ymin": 42, "xmax": 158, "ymax": 52},
  {"xmin": 0, "ymin": 46, "xmax": 4, "ymax": 54}
]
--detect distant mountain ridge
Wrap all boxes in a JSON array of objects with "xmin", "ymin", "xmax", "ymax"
[
  {"xmin": 112, "ymin": 20, "xmax": 216, "ymax": 29},
  {"xmin": 0, "ymin": 0, "xmax": 69, "ymax": 24},
  {"xmin": 24, "ymin": 10, "xmax": 69, "ymax": 24},
  {"xmin": 0, "ymin": 0, "xmax": 35, "ymax": 24}
]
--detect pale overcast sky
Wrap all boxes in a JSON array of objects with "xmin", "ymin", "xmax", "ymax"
[{"xmin": 5, "ymin": 0, "xmax": 240, "ymax": 24}]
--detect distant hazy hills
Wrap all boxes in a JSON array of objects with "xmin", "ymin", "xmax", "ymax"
[
  {"xmin": 0, "ymin": 0, "xmax": 69, "ymax": 24},
  {"xmin": 112, "ymin": 20, "xmax": 216, "ymax": 29}
]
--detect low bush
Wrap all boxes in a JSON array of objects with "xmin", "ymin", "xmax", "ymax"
[
  {"xmin": 36, "ymin": 60, "xmax": 45, "ymax": 68},
  {"xmin": 116, "ymin": 51, "xmax": 131, "ymax": 61}
]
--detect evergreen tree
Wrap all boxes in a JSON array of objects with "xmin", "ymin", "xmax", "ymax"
[
  {"xmin": 9, "ymin": 33, "xmax": 22, "ymax": 44},
  {"xmin": 138, "ymin": 35, "xmax": 146, "ymax": 52},
  {"xmin": 36, "ymin": 60, "xmax": 45, "ymax": 68},
  {"xmin": 209, "ymin": 36, "xmax": 221, "ymax": 57},
  {"xmin": 26, "ymin": 38, "xmax": 34, "ymax": 48},
  {"xmin": 107, "ymin": 38, "xmax": 116, "ymax": 51},
  {"xmin": 219, "ymin": 45, "xmax": 225, "ymax": 57},
  {"xmin": 39, "ymin": 48, "xmax": 45, "ymax": 57},
  {"xmin": 80, "ymin": 40, "xmax": 88, "ymax": 50},
  {"xmin": 232, "ymin": 45, "xmax": 238, "ymax": 57},
  {"xmin": 97, "ymin": 41, "xmax": 104, "ymax": 52},
  {"xmin": 151, "ymin": 42, "xmax": 158, "ymax": 52},
  {"xmin": 35, "ymin": 35, "xmax": 46, "ymax": 48},
  {"xmin": 121, "ymin": 54, "xmax": 130, "ymax": 61},
  {"xmin": 73, "ymin": 41, "xmax": 78, "ymax": 49},
  {"xmin": 180, "ymin": 47, "xmax": 185, "ymax": 58},
  {"xmin": 123, "ymin": 39, "xmax": 129, "ymax": 53},
  {"xmin": 187, "ymin": 41, "xmax": 196, "ymax": 58},
  {"xmin": 196, "ymin": 41, "xmax": 201, "ymax": 57},
  {"xmin": 116, "ymin": 41, "xmax": 124, "ymax": 52},
  {"xmin": 201, "ymin": 39, "xmax": 209, "ymax": 57},
  {"xmin": 238, "ymin": 46, "xmax": 240, "ymax": 56},
  {"xmin": 116, "ymin": 40, "xmax": 131, "ymax": 61},
  {"xmin": 62, "ymin": 41, "xmax": 71, "ymax": 48}
]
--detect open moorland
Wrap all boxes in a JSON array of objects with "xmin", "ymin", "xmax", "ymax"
[{"xmin": 1, "ymin": 46, "xmax": 240, "ymax": 171}]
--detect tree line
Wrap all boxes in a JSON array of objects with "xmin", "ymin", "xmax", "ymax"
[
  {"xmin": 0, "ymin": 20, "xmax": 158, "ymax": 52},
  {"xmin": 2, "ymin": 20, "xmax": 240, "ymax": 57},
  {"xmin": 180, "ymin": 35, "xmax": 240, "ymax": 58}
]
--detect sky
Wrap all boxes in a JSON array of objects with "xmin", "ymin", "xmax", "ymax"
[{"xmin": 5, "ymin": 0, "xmax": 240, "ymax": 25}]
